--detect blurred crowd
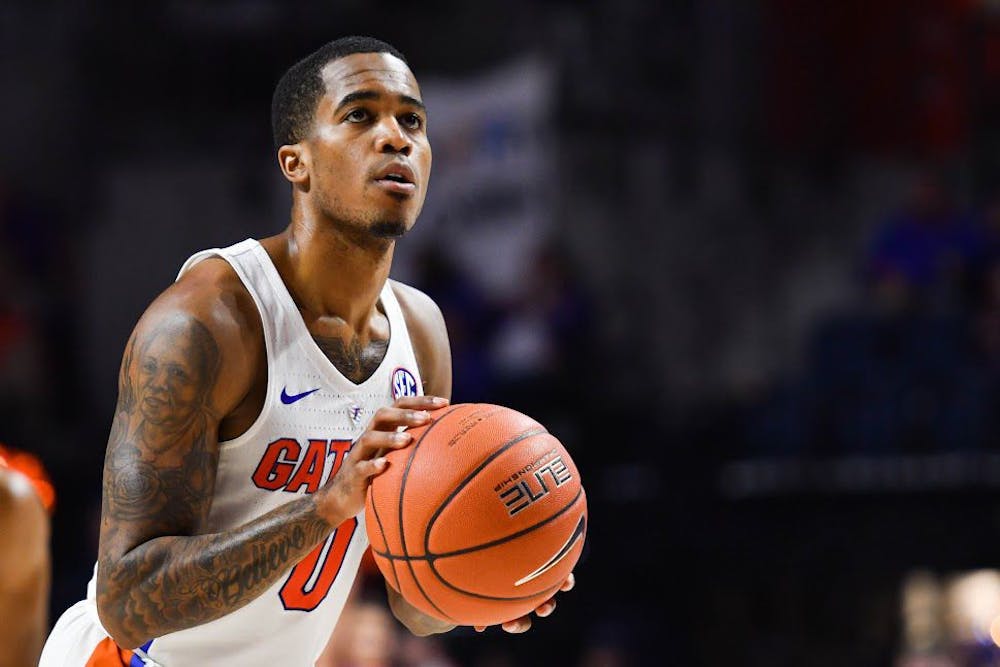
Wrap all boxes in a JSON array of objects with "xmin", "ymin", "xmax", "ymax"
[
  {"xmin": 745, "ymin": 172, "xmax": 999, "ymax": 457},
  {"xmin": 898, "ymin": 569, "xmax": 1000, "ymax": 667}
]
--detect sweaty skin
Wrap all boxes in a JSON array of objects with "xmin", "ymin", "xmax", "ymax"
[{"xmin": 0, "ymin": 468, "xmax": 50, "ymax": 667}]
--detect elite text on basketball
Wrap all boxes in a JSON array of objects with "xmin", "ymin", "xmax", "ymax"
[{"xmin": 497, "ymin": 454, "xmax": 573, "ymax": 516}]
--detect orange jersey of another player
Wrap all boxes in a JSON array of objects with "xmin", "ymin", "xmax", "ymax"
[
  {"xmin": 0, "ymin": 444, "xmax": 56, "ymax": 513},
  {"xmin": 0, "ymin": 444, "xmax": 52, "ymax": 667}
]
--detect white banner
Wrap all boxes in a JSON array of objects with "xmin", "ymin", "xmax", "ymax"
[{"xmin": 392, "ymin": 58, "xmax": 556, "ymax": 299}]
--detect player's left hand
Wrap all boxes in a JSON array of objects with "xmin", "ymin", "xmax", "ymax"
[{"xmin": 473, "ymin": 573, "xmax": 575, "ymax": 634}]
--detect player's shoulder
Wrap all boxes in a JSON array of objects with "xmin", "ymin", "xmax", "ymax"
[
  {"xmin": 389, "ymin": 279, "xmax": 446, "ymax": 342},
  {"xmin": 128, "ymin": 256, "xmax": 263, "ymax": 407},
  {"xmin": 141, "ymin": 256, "xmax": 261, "ymax": 350},
  {"xmin": 172, "ymin": 256, "xmax": 256, "ymax": 322}
]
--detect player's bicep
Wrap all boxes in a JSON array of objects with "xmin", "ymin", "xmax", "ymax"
[{"xmin": 99, "ymin": 308, "xmax": 228, "ymax": 559}]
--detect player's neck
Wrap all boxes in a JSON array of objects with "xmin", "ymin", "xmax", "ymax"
[{"xmin": 278, "ymin": 215, "xmax": 394, "ymax": 333}]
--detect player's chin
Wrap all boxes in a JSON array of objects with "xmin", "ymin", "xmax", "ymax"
[{"xmin": 370, "ymin": 220, "xmax": 410, "ymax": 239}]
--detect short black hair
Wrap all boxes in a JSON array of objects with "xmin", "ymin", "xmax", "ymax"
[{"xmin": 271, "ymin": 36, "xmax": 408, "ymax": 150}]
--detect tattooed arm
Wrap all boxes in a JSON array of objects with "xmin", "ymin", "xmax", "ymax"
[{"xmin": 96, "ymin": 263, "xmax": 418, "ymax": 649}]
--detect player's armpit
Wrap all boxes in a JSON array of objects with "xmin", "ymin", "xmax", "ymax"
[{"xmin": 95, "ymin": 296, "xmax": 333, "ymax": 649}]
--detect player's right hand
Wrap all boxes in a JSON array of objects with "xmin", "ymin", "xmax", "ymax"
[{"xmin": 316, "ymin": 395, "xmax": 449, "ymax": 525}]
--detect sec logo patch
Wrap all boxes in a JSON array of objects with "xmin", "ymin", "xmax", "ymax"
[{"xmin": 391, "ymin": 367, "xmax": 418, "ymax": 399}]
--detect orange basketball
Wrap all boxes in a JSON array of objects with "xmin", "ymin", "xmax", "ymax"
[{"xmin": 364, "ymin": 403, "xmax": 587, "ymax": 627}]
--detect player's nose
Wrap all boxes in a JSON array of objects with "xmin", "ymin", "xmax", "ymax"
[{"xmin": 374, "ymin": 117, "xmax": 411, "ymax": 156}]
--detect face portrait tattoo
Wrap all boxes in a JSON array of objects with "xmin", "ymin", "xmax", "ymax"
[{"xmin": 136, "ymin": 321, "xmax": 220, "ymax": 433}]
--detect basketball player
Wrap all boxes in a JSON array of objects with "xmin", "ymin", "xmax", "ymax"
[
  {"xmin": 0, "ymin": 447, "xmax": 53, "ymax": 667},
  {"xmin": 40, "ymin": 36, "xmax": 571, "ymax": 666}
]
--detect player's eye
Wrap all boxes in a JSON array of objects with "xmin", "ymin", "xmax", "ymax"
[
  {"xmin": 345, "ymin": 108, "xmax": 369, "ymax": 123},
  {"xmin": 401, "ymin": 113, "xmax": 423, "ymax": 130},
  {"xmin": 142, "ymin": 358, "xmax": 157, "ymax": 373}
]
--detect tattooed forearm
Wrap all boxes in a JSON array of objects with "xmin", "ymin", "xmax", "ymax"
[
  {"xmin": 97, "ymin": 313, "xmax": 335, "ymax": 648},
  {"xmin": 313, "ymin": 334, "xmax": 388, "ymax": 383},
  {"xmin": 99, "ymin": 498, "xmax": 331, "ymax": 648},
  {"xmin": 217, "ymin": 525, "xmax": 307, "ymax": 603}
]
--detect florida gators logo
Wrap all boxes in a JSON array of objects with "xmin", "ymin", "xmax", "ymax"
[{"xmin": 391, "ymin": 367, "xmax": 418, "ymax": 399}]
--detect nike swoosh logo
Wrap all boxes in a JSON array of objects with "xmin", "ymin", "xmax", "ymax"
[
  {"xmin": 514, "ymin": 514, "xmax": 587, "ymax": 587},
  {"xmin": 280, "ymin": 387, "xmax": 321, "ymax": 405}
]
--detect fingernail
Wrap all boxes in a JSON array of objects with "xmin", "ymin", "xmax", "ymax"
[
  {"xmin": 393, "ymin": 433, "xmax": 410, "ymax": 444},
  {"xmin": 430, "ymin": 396, "xmax": 448, "ymax": 405},
  {"xmin": 375, "ymin": 457, "xmax": 387, "ymax": 468},
  {"xmin": 413, "ymin": 410, "xmax": 430, "ymax": 421}
]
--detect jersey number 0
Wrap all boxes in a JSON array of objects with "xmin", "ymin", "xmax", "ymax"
[
  {"xmin": 277, "ymin": 436, "xmax": 360, "ymax": 611},
  {"xmin": 280, "ymin": 517, "xmax": 359, "ymax": 611}
]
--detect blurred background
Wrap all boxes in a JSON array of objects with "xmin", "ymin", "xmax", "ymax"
[{"xmin": 1, "ymin": 0, "xmax": 999, "ymax": 665}]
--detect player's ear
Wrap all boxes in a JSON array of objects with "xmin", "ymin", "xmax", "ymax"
[{"xmin": 277, "ymin": 144, "xmax": 309, "ymax": 186}]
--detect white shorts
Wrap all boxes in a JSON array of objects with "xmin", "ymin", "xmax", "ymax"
[{"xmin": 40, "ymin": 599, "xmax": 149, "ymax": 667}]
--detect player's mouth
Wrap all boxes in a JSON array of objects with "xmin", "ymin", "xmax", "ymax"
[{"xmin": 373, "ymin": 163, "xmax": 417, "ymax": 196}]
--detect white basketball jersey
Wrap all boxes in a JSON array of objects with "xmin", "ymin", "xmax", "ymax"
[{"xmin": 86, "ymin": 239, "xmax": 423, "ymax": 666}]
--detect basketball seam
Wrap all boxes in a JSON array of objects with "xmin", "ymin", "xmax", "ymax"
[
  {"xmin": 367, "ymin": 484, "xmax": 400, "ymax": 593},
  {"xmin": 424, "ymin": 487, "xmax": 585, "ymax": 603},
  {"xmin": 422, "ymin": 427, "xmax": 549, "ymax": 558},
  {"xmin": 396, "ymin": 403, "xmax": 465, "ymax": 622},
  {"xmin": 427, "ymin": 574, "xmax": 566, "ymax": 602},
  {"xmin": 373, "ymin": 486, "xmax": 585, "ymax": 561},
  {"xmin": 514, "ymin": 514, "xmax": 587, "ymax": 586},
  {"xmin": 444, "ymin": 406, "xmax": 507, "ymax": 447}
]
